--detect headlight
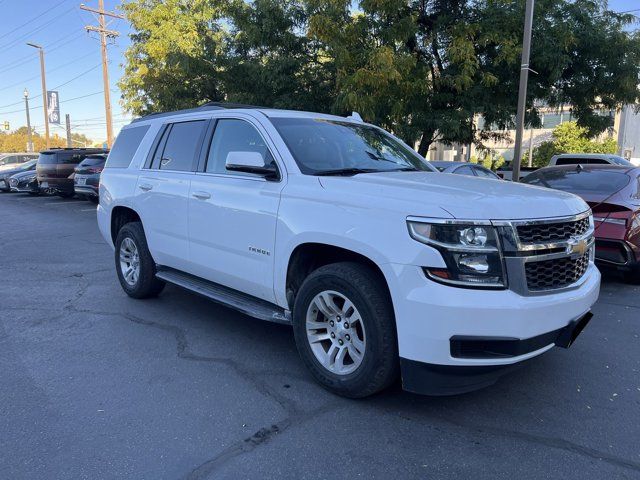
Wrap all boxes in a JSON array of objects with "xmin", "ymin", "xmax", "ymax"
[{"xmin": 407, "ymin": 220, "xmax": 506, "ymax": 288}]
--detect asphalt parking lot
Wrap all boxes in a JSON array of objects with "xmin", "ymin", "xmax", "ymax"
[{"xmin": 1, "ymin": 192, "xmax": 639, "ymax": 480}]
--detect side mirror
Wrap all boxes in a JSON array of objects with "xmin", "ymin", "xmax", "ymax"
[{"xmin": 225, "ymin": 151, "xmax": 279, "ymax": 180}]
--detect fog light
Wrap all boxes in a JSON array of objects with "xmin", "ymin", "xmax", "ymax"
[{"xmin": 458, "ymin": 254, "xmax": 490, "ymax": 273}]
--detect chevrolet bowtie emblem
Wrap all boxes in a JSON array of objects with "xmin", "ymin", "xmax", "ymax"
[{"xmin": 566, "ymin": 237, "xmax": 588, "ymax": 256}]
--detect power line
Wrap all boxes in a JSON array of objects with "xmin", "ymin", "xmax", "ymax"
[
  {"xmin": 0, "ymin": 0, "xmax": 69, "ymax": 41},
  {"xmin": 0, "ymin": 31, "xmax": 85, "ymax": 75},
  {"xmin": 0, "ymin": 51, "xmax": 95, "ymax": 93},
  {"xmin": 0, "ymin": 6, "xmax": 75, "ymax": 53},
  {"xmin": 0, "ymin": 89, "xmax": 104, "ymax": 115}
]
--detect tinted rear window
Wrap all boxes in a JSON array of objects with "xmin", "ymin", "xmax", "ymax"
[
  {"xmin": 556, "ymin": 157, "xmax": 609, "ymax": 165},
  {"xmin": 79, "ymin": 156, "xmax": 106, "ymax": 167},
  {"xmin": 524, "ymin": 169, "xmax": 631, "ymax": 195},
  {"xmin": 106, "ymin": 125, "xmax": 150, "ymax": 168},
  {"xmin": 38, "ymin": 153, "xmax": 59, "ymax": 165}
]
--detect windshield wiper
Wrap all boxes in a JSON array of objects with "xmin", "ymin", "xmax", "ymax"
[{"xmin": 315, "ymin": 168, "xmax": 380, "ymax": 176}]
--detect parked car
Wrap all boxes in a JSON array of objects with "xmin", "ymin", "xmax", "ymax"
[
  {"xmin": 0, "ymin": 152, "xmax": 39, "ymax": 170},
  {"xmin": 430, "ymin": 161, "xmax": 501, "ymax": 179},
  {"xmin": 36, "ymin": 148, "xmax": 108, "ymax": 197},
  {"xmin": 523, "ymin": 164, "xmax": 640, "ymax": 283},
  {"xmin": 9, "ymin": 169, "xmax": 39, "ymax": 195},
  {"xmin": 97, "ymin": 103, "xmax": 599, "ymax": 398},
  {"xmin": 74, "ymin": 154, "xmax": 107, "ymax": 202},
  {"xmin": 0, "ymin": 158, "xmax": 37, "ymax": 192},
  {"xmin": 495, "ymin": 161, "xmax": 537, "ymax": 180},
  {"xmin": 549, "ymin": 153, "xmax": 632, "ymax": 166}
]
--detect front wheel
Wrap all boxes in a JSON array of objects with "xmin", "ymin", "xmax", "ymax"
[
  {"xmin": 114, "ymin": 222, "xmax": 165, "ymax": 299},
  {"xmin": 292, "ymin": 262, "xmax": 398, "ymax": 398}
]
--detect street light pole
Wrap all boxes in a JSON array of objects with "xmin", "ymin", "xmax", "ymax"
[
  {"xmin": 26, "ymin": 42, "xmax": 49, "ymax": 149},
  {"xmin": 23, "ymin": 89, "xmax": 34, "ymax": 152},
  {"xmin": 511, "ymin": 0, "xmax": 535, "ymax": 182}
]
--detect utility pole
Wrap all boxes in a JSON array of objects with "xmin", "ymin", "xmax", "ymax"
[
  {"xmin": 26, "ymin": 43, "xmax": 49, "ymax": 149},
  {"xmin": 23, "ymin": 89, "xmax": 34, "ymax": 152},
  {"xmin": 511, "ymin": 0, "xmax": 535, "ymax": 182},
  {"xmin": 65, "ymin": 114, "xmax": 72, "ymax": 148},
  {"xmin": 80, "ymin": 1, "xmax": 123, "ymax": 148}
]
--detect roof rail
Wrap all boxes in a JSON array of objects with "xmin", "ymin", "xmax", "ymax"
[{"xmin": 130, "ymin": 101, "xmax": 263, "ymax": 124}]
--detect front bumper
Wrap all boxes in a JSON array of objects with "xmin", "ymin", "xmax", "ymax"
[
  {"xmin": 401, "ymin": 311, "xmax": 593, "ymax": 395},
  {"xmin": 382, "ymin": 261, "xmax": 600, "ymax": 393}
]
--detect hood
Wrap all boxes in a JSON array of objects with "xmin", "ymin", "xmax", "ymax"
[
  {"xmin": 11, "ymin": 170, "xmax": 37, "ymax": 180},
  {"xmin": 318, "ymin": 171, "xmax": 589, "ymax": 220},
  {"xmin": 0, "ymin": 166, "xmax": 29, "ymax": 178}
]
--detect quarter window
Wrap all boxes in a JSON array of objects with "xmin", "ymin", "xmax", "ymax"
[
  {"xmin": 156, "ymin": 120, "xmax": 207, "ymax": 172},
  {"xmin": 205, "ymin": 119, "xmax": 274, "ymax": 175},
  {"xmin": 106, "ymin": 125, "xmax": 150, "ymax": 168},
  {"xmin": 455, "ymin": 166, "xmax": 475, "ymax": 176}
]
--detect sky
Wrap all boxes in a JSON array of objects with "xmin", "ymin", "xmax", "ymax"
[{"xmin": 0, "ymin": 0, "xmax": 638, "ymax": 145}]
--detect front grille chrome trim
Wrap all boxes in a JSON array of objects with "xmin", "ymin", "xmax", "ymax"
[{"xmin": 490, "ymin": 210, "xmax": 595, "ymax": 296}]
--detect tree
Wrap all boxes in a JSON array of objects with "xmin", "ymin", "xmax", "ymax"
[
  {"xmin": 307, "ymin": 0, "xmax": 640, "ymax": 154},
  {"xmin": 120, "ymin": 0, "xmax": 335, "ymax": 115},
  {"xmin": 119, "ymin": 0, "xmax": 640, "ymax": 156},
  {"xmin": 0, "ymin": 128, "xmax": 66, "ymax": 152},
  {"xmin": 525, "ymin": 121, "xmax": 618, "ymax": 167}
]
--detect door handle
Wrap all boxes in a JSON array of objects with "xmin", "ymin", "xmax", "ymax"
[
  {"xmin": 192, "ymin": 191, "xmax": 211, "ymax": 200},
  {"xmin": 138, "ymin": 183, "xmax": 153, "ymax": 191}
]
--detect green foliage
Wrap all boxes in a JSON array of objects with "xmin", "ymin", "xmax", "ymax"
[
  {"xmin": 470, "ymin": 151, "xmax": 506, "ymax": 170},
  {"xmin": 525, "ymin": 121, "xmax": 618, "ymax": 167},
  {"xmin": 119, "ymin": 0, "xmax": 640, "ymax": 155},
  {"xmin": 0, "ymin": 128, "xmax": 72, "ymax": 152}
]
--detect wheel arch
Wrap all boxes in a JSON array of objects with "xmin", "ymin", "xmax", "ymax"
[
  {"xmin": 284, "ymin": 241, "xmax": 394, "ymax": 312},
  {"xmin": 110, "ymin": 205, "xmax": 142, "ymax": 245}
]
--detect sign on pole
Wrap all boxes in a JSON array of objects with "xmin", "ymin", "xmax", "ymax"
[{"xmin": 47, "ymin": 91, "xmax": 60, "ymax": 125}]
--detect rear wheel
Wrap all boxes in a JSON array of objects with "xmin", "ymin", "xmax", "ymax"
[
  {"xmin": 114, "ymin": 222, "xmax": 165, "ymax": 298},
  {"xmin": 57, "ymin": 191, "xmax": 74, "ymax": 199},
  {"xmin": 292, "ymin": 262, "xmax": 398, "ymax": 398}
]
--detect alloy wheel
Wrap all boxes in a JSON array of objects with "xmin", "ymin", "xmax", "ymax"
[{"xmin": 305, "ymin": 290, "xmax": 367, "ymax": 375}]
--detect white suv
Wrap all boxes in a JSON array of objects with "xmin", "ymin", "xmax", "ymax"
[{"xmin": 97, "ymin": 104, "xmax": 600, "ymax": 397}]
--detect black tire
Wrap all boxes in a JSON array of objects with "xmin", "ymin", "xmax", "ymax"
[
  {"xmin": 57, "ymin": 191, "xmax": 74, "ymax": 199},
  {"xmin": 292, "ymin": 262, "xmax": 399, "ymax": 398},
  {"xmin": 89, "ymin": 196, "xmax": 99, "ymax": 204},
  {"xmin": 114, "ymin": 222, "xmax": 165, "ymax": 299}
]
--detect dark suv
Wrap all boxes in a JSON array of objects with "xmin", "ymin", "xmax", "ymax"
[{"xmin": 36, "ymin": 148, "xmax": 108, "ymax": 197}]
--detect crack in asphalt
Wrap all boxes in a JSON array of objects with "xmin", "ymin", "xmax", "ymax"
[
  {"xmin": 19, "ymin": 257, "xmax": 638, "ymax": 478},
  {"xmin": 59, "ymin": 279, "xmax": 341, "ymax": 479},
  {"xmin": 376, "ymin": 400, "xmax": 640, "ymax": 474}
]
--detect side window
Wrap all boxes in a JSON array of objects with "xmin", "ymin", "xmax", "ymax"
[
  {"xmin": 455, "ymin": 166, "xmax": 475, "ymax": 176},
  {"xmin": 474, "ymin": 167, "xmax": 496, "ymax": 178},
  {"xmin": 205, "ymin": 119, "xmax": 274, "ymax": 175},
  {"xmin": 106, "ymin": 125, "xmax": 150, "ymax": 168},
  {"xmin": 156, "ymin": 120, "xmax": 206, "ymax": 172}
]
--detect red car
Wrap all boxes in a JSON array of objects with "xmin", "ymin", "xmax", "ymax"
[{"xmin": 524, "ymin": 165, "xmax": 640, "ymax": 283}]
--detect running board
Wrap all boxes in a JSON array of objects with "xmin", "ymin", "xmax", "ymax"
[{"xmin": 155, "ymin": 267, "xmax": 291, "ymax": 325}]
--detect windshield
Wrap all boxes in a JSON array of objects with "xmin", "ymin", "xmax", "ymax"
[
  {"xmin": 271, "ymin": 118, "xmax": 434, "ymax": 175},
  {"xmin": 608, "ymin": 155, "xmax": 632, "ymax": 166},
  {"xmin": 523, "ymin": 168, "xmax": 631, "ymax": 195},
  {"xmin": 19, "ymin": 159, "xmax": 37, "ymax": 170}
]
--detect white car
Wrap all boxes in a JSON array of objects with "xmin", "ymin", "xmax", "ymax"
[
  {"xmin": 549, "ymin": 153, "xmax": 632, "ymax": 166},
  {"xmin": 97, "ymin": 104, "xmax": 600, "ymax": 397}
]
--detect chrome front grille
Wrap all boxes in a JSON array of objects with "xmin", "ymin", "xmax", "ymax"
[
  {"xmin": 495, "ymin": 211, "xmax": 594, "ymax": 296},
  {"xmin": 516, "ymin": 216, "xmax": 590, "ymax": 244},
  {"xmin": 525, "ymin": 252, "xmax": 590, "ymax": 291}
]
